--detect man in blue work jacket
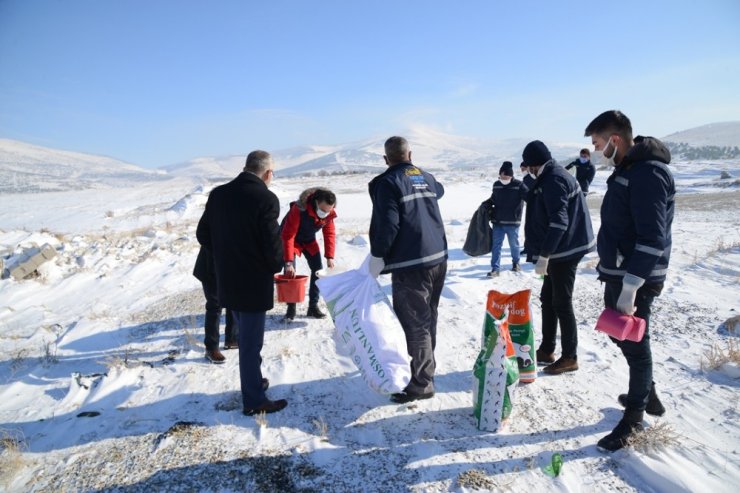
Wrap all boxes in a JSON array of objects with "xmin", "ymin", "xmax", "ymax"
[
  {"xmin": 368, "ymin": 136, "xmax": 448, "ymax": 404},
  {"xmin": 585, "ymin": 110, "xmax": 674, "ymax": 452}
]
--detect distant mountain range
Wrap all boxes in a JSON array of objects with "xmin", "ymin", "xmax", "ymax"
[
  {"xmin": 0, "ymin": 139, "xmax": 167, "ymax": 194},
  {"xmin": 2, "ymin": 122, "xmax": 738, "ymax": 193},
  {"xmin": 162, "ymin": 126, "xmax": 587, "ymax": 179}
]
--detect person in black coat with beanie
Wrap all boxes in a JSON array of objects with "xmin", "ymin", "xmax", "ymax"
[{"xmin": 522, "ymin": 140, "xmax": 595, "ymax": 376}]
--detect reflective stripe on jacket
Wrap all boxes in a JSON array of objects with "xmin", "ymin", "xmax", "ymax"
[{"xmin": 369, "ymin": 162, "xmax": 447, "ymax": 272}]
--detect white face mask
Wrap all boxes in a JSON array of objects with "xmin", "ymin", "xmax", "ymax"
[
  {"xmin": 579, "ymin": 156, "xmax": 589, "ymax": 164},
  {"xmin": 500, "ymin": 177, "xmax": 512, "ymax": 185},
  {"xmin": 601, "ymin": 138, "xmax": 617, "ymax": 167},
  {"xmin": 316, "ymin": 204, "xmax": 330, "ymax": 219}
]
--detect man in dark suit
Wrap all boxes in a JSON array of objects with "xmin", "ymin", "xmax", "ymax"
[{"xmin": 196, "ymin": 150, "xmax": 287, "ymax": 416}]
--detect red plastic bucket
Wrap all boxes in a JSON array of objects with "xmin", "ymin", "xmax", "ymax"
[{"xmin": 274, "ymin": 274, "xmax": 308, "ymax": 303}]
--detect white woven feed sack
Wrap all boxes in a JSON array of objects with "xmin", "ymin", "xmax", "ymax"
[{"xmin": 316, "ymin": 256, "xmax": 411, "ymax": 394}]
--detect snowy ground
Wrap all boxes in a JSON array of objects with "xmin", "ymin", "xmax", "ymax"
[{"xmin": 0, "ymin": 163, "xmax": 738, "ymax": 492}]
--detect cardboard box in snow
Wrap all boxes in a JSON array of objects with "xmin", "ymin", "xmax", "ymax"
[
  {"xmin": 6, "ymin": 243, "xmax": 57, "ymax": 280},
  {"xmin": 316, "ymin": 256, "xmax": 411, "ymax": 395},
  {"xmin": 473, "ymin": 307, "xmax": 519, "ymax": 432},
  {"xmin": 485, "ymin": 290, "xmax": 537, "ymax": 382}
]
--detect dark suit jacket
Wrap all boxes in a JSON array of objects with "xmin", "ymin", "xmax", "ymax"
[
  {"xmin": 193, "ymin": 246, "xmax": 215, "ymax": 286},
  {"xmin": 196, "ymin": 172, "xmax": 283, "ymax": 312}
]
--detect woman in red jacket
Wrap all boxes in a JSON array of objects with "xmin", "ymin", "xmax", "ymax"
[{"xmin": 281, "ymin": 187, "xmax": 337, "ymax": 320}]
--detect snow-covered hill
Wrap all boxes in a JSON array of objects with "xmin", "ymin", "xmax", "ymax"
[
  {"xmin": 5, "ymin": 121, "xmax": 737, "ymax": 194},
  {"xmin": 0, "ymin": 169, "xmax": 738, "ymax": 492},
  {"xmin": 0, "ymin": 139, "xmax": 168, "ymax": 194},
  {"xmin": 662, "ymin": 121, "xmax": 740, "ymax": 148},
  {"xmin": 161, "ymin": 127, "xmax": 587, "ymax": 179},
  {"xmin": 160, "ymin": 145, "xmax": 343, "ymax": 179}
]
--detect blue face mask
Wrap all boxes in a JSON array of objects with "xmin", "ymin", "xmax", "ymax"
[{"xmin": 579, "ymin": 156, "xmax": 589, "ymax": 164}]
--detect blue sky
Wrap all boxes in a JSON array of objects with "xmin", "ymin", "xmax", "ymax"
[{"xmin": 1, "ymin": 0, "xmax": 739, "ymax": 167}]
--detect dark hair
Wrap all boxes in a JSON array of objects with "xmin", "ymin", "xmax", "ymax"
[
  {"xmin": 584, "ymin": 110, "xmax": 633, "ymax": 141},
  {"xmin": 580, "ymin": 148, "xmax": 590, "ymax": 156},
  {"xmin": 313, "ymin": 189, "xmax": 336, "ymax": 206},
  {"xmin": 384, "ymin": 136, "xmax": 410, "ymax": 164}
]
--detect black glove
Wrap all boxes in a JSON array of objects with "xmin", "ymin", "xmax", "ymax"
[{"xmin": 481, "ymin": 199, "xmax": 494, "ymax": 221}]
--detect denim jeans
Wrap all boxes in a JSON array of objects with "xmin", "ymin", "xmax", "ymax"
[
  {"xmin": 604, "ymin": 281, "xmax": 662, "ymax": 412},
  {"xmin": 539, "ymin": 258, "xmax": 579, "ymax": 359},
  {"xmin": 490, "ymin": 224, "xmax": 520, "ymax": 271},
  {"xmin": 233, "ymin": 311, "xmax": 267, "ymax": 409}
]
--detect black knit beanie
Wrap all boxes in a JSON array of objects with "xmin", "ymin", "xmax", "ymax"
[
  {"xmin": 499, "ymin": 161, "xmax": 514, "ymax": 176},
  {"xmin": 522, "ymin": 140, "xmax": 552, "ymax": 167}
]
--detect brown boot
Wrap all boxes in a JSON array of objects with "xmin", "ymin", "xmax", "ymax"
[
  {"xmin": 536, "ymin": 348, "xmax": 555, "ymax": 364},
  {"xmin": 205, "ymin": 349, "xmax": 226, "ymax": 364},
  {"xmin": 542, "ymin": 356, "xmax": 578, "ymax": 374}
]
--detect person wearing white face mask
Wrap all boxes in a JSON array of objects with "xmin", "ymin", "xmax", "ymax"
[
  {"xmin": 585, "ymin": 110, "xmax": 674, "ymax": 452},
  {"xmin": 280, "ymin": 187, "xmax": 338, "ymax": 320},
  {"xmin": 565, "ymin": 148, "xmax": 596, "ymax": 195},
  {"xmin": 521, "ymin": 140, "xmax": 596, "ymax": 376},
  {"xmin": 487, "ymin": 161, "xmax": 528, "ymax": 277},
  {"xmin": 519, "ymin": 162, "xmax": 536, "ymax": 257}
]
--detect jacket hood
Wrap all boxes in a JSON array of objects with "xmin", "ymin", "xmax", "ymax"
[
  {"xmin": 622, "ymin": 136, "xmax": 671, "ymax": 166},
  {"xmin": 295, "ymin": 187, "xmax": 332, "ymax": 210},
  {"xmin": 291, "ymin": 187, "xmax": 337, "ymax": 222}
]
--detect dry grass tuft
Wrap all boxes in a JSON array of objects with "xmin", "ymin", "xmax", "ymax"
[
  {"xmin": 0, "ymin": 428, "xmax": 27, "ymax": 487},
  {"xmin": 102, "ymin": 347, "xmax": 135, "ymax": 369},
  {"xmin": 626, "ymin": 422, "xmax": 681, "ymax": 452},
  {"xmin": 707, "ymin": 237, "xmax": 740, "ymax": 256},
  {"xmin": 312, "ymin": 416, "xmax": 329, "ymax": 441},
  {"xmin": 9, "ymin": 349, "xmax": 28, "ymax": 377},
  {"xmin": 40, "ymin": 339, "xmax": 59, "ymax": 366},
  {"xmin": 457, "ymin": 469, "xmax": 497, "ymax": 490},
  {"xmin": 255, "ymin": 412, "xmax": 269, "ymax": 428},
  {"xmin": 700, "ymin": 340, "xmax": 740, "ymax": 371}
]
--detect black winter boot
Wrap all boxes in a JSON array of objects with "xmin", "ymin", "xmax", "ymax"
[
  {"xmin": 618, "ymin": 382, "xmax": 666, "ymax": 417},
  {"xmin": 597, "ymin": 408, "xmax": 644, "ymax": 452},
  {"xmin": 284, "ymin": 303, "xmax": 296, "ymax": 321},
  {"xmin": 306, "ymin": 304, "xmax": 326, "ymax": 319}
]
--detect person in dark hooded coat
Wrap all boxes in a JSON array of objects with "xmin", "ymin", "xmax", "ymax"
[
  {"xmin": 522, "ymin": 140, "xmax": 596, "ymax": 376},
  {"xmin": 585, "ymin": 110, "xmax": 675, "ymax": 452}
]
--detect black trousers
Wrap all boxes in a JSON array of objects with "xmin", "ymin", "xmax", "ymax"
[
  {"xmin": 391, "ymin": 261, "xmax": 447, "ymax": 395},
  {"xmin": 288, "ymin": 249, "xmax": 324, "ymax": 308},
  {"xmin": 604, "ymin": 280, "xmax": 662, "ymax": 412},
  {"xmin": 202, "ymin": 281, "xmax": 237, "ymax": 350},
  {"xmin": 539, "ymin": 258, "xmax": 579, "ymax": 359}
]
